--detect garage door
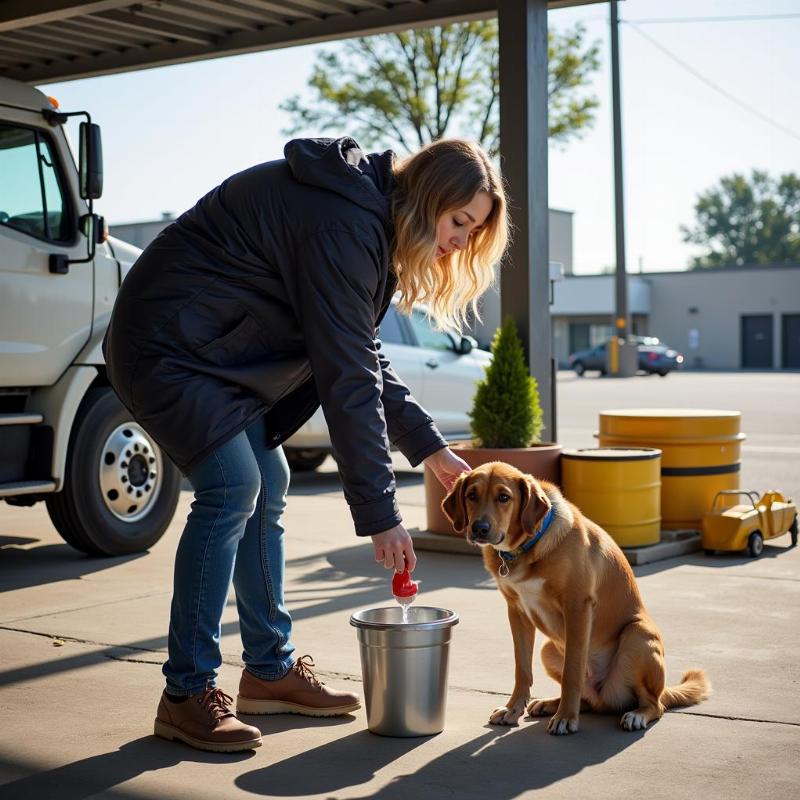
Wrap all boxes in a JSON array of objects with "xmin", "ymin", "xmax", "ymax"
[
  {"xmin": 782, "ymin": 314, "xmax": 800, "ymax": 369},
  {"xmin": 741, "ymin": 315, "xmax": 773, "ymax": 368}
]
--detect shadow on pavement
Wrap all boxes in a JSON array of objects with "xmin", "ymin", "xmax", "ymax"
[
  {"xmin": 237, "ymin": 717, "xmax": 640, "ymax": 798},
  {"xmin": 282, "ymin": 543, "xmax": 493, "ymax": 625},
  {"xmin": 0, "ymin": 717, "xmax": 642, "ymax": 799},
  {"xmin": 0, "ymin": 736, "xmax": 257, "ymax": 800},
  {"xmin": 633, "ymin": 540, "xmax": 794, "ymax": 577},
  {"xmin": 0, "ymin": 541, "xmax": 145, "ymax": 593},
  {"xmin": 0, "ymin": 543, "xmax": 488, "ymax": 690},
  {"xmin": 0, "ymin": 637, "xmax": 166, "ymax": 691},
  {"xmin": 0, "ymin": 545, "xmax": 488, "ymax": 696},
  {"xmin": 0, "ymin": 535, "xmax": 37, "ymax": 547}
]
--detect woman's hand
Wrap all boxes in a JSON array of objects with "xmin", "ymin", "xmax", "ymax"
[
  {"xmin": 371, "ymin": 524, "xmax": 417, "ymax": 572},
  {"xmin": 423, "ymin": 447, "xmax": 471, "ymax": 491}
]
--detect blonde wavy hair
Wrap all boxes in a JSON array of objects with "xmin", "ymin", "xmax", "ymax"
[{"xmin": 391, "ymin": 138, "xmax": 510, "ymax": 333}]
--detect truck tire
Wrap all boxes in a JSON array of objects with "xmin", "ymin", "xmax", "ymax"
[{"xmin": 45, "ymin": 387, "xmax": 181, "ymax": 556}]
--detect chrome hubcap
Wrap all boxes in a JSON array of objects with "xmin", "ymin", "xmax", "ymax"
[{"xmin": 99, "ymin": 423, "xmax": 163, "ymax": 522}]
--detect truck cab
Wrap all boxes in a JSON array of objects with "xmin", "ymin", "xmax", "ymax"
[{"xmin": 0, "ymin": 76, "xmax": 180, "ymax": 555}]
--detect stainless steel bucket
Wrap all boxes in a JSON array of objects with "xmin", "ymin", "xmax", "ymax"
[{"xmin": 350, "ymin": 605, "xmax": 459, "ymax": 737}]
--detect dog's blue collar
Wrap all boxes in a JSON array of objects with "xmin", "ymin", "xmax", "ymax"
[{"xmin": 498, "ymin": 505, "xmax": 556, "ymax": 564}]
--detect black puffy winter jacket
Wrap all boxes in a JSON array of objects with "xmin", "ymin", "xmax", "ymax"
[{"xmin": 102, "ymin": 137, "xmax": 447, "ymax": 535}]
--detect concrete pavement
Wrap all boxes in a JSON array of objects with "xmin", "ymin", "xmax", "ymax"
[{"xmin": 1, "ymin": 372, "xmax": 799, "ymax": 799}]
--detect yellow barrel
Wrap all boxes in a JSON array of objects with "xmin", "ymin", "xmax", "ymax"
[
  {"xmin": 597, "ymin": 409, "xmax": 745, "ymax": 530},
  {"xmin": 561, "ymin": 448, "xmax": 662, "ymax": 547}
]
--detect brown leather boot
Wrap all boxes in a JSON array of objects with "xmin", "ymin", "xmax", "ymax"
[
  {"xmin": 154, "ymin": 686, "xmax": 262, "ymax": 752},
  {"xmin": 236, "ymin": 655, "xmax": 361, "ymax": 717}
]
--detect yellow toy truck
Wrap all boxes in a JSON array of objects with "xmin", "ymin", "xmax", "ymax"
[{"xmin": 702, "ymin": 490, "xmax": 798, "ymax": 557}]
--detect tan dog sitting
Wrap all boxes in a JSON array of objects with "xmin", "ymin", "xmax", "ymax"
[{"xmin": 442, "ymin": 461, "xmax": 710, "ymax": 735}]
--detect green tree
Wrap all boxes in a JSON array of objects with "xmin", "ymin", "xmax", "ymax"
[
  {"xmin": 681, "ymin": 170, "xmax": 800, "ymax": 268},
  {"xmin": 280, "ymin": 21, "xmax": 600, "ymax": 154},
  {"xmin": 469, "ymin": 317, "xmax": 543, "ymax": 448}
]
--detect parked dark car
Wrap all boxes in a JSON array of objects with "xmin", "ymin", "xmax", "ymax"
[
  {"xmin": 568, "ymin": 342, "xmax": 608, "ymax": 376},
  {"xmin": 568, "ymin": 339, "xmax": 684, "ymax": 377},
  {"xmin": 637, "ymin": 344, "xmax": 684, "ymax": 376}
]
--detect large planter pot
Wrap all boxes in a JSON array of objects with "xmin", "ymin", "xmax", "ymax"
[{"xmin": 424, "ymin": 441, "xmax": 562, "ymax": 536}]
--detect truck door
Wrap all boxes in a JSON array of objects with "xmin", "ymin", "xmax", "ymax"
[{"xmin": 0, "ymin": 121, "xmax": 92, "ymax": 387}]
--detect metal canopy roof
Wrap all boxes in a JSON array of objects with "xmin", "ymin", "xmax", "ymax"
[{"xmin": 0, "ymin": 1, "xmax": 604, "ymax": 84}]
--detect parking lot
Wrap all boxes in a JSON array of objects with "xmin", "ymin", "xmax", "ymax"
[{"xmin": 1, "ymin": 371, "xmax": 798, "ymax": 799}]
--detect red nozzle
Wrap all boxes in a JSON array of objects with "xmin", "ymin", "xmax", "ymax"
[{"xmin": 392, "ymin": 569, "xmax": 418, "ymax": 598}]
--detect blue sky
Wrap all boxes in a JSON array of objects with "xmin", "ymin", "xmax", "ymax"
[{"xmin": 40, "ymin": 0, "xmax": 800, "ymax": 274}]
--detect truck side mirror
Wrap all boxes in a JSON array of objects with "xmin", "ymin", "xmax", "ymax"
[{"xmin": 79, "ymin": 122, "xmax": 103, "ymax": 200}]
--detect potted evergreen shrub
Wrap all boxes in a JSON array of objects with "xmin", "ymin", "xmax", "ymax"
[{"xmin": 424, "ymin": 316, "xmax": 562, "ymax": 535}]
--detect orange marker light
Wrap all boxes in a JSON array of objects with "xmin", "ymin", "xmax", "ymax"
[{"xmin": 46, "ymin": 96, "xmax": 60, "ymax": 109}]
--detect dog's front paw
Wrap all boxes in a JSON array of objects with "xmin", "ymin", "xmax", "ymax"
[
  {"xmin": 527, "ymin": 697, "xmax": 559, "ymax": 717},
  {"xmin": 547, "ymin": 711, "xmax": 579, "ymax": 736},
  {"xmin": 489, "ymin": 701, "xmax": 525, "ymax": 726},
  {"xmin": 620, "ymin": 710, "xmax": 649, "ymax": 731}
]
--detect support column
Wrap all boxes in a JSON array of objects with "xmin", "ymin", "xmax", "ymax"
[{"xmin": 498, "ymin": 0, "xmax": 553, "ymax": 440}]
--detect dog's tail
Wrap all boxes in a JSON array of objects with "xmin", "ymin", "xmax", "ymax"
[{"xmin": 660, "ymin": 668, "xmax": 711, "ymax": 709}]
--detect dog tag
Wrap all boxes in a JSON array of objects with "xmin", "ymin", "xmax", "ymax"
[{"xmin": 498, "ymin": 558, "xmax": 510, "ymax": 578}]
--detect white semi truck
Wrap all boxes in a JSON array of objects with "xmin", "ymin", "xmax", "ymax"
[{"xmin": 0, "ymin": 76, "xmax": 181, "ymax": 555}]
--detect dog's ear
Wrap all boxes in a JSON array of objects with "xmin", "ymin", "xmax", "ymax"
[
  {"xmin": 517, "ymin": 476, "xmax": 551, "ymax": 534},
  {"xmin": 442, "ymin": 473, "xmax": 469, "ymax": 533}
]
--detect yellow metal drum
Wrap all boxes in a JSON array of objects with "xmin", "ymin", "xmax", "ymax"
[
  {"xmin": 562, "ymin": 448, "xmax": 662, "ymax": 547},
  {"xmin": 597, "ymin": 409, "xmax": 745, "ymax": 530}
]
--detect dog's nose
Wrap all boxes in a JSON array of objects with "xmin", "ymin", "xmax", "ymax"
[{"xmin": 471, "ymin": 519, "xmax": 491, "ymax": 538}]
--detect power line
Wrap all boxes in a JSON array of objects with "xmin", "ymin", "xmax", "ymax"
[
  {"xmin": 570, "ymin": 12, "xmax": 800, "ymax": 26},
  {"xmin": 626, "ymin": 13, "xmax": 800, "ymax": 24},
  {"xmin": 623, "ymin": 21, "xmax": 800, "ymax": 145}
]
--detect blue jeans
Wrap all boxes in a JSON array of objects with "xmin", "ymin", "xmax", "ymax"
[{"xmin": 162, "ymin": 415, "xmax": 294, "ymax": 695}]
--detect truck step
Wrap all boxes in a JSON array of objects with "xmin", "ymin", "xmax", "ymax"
[
  {"xmin": 0, "ymin": 413, "xmax": 44, "ymax": 426},
  {"xmin": 0, "ymin": 480, "xmax": 56, "ymax": 497}
]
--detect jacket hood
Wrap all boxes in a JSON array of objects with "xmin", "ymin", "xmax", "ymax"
[{"xmin": 284, "ymin": 137, "xmax": 395, "ymax": 220}]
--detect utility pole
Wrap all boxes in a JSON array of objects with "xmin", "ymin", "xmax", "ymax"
[{"xmin": 608, "ymin": 0, "xmax": 637, "ymax": 376}]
